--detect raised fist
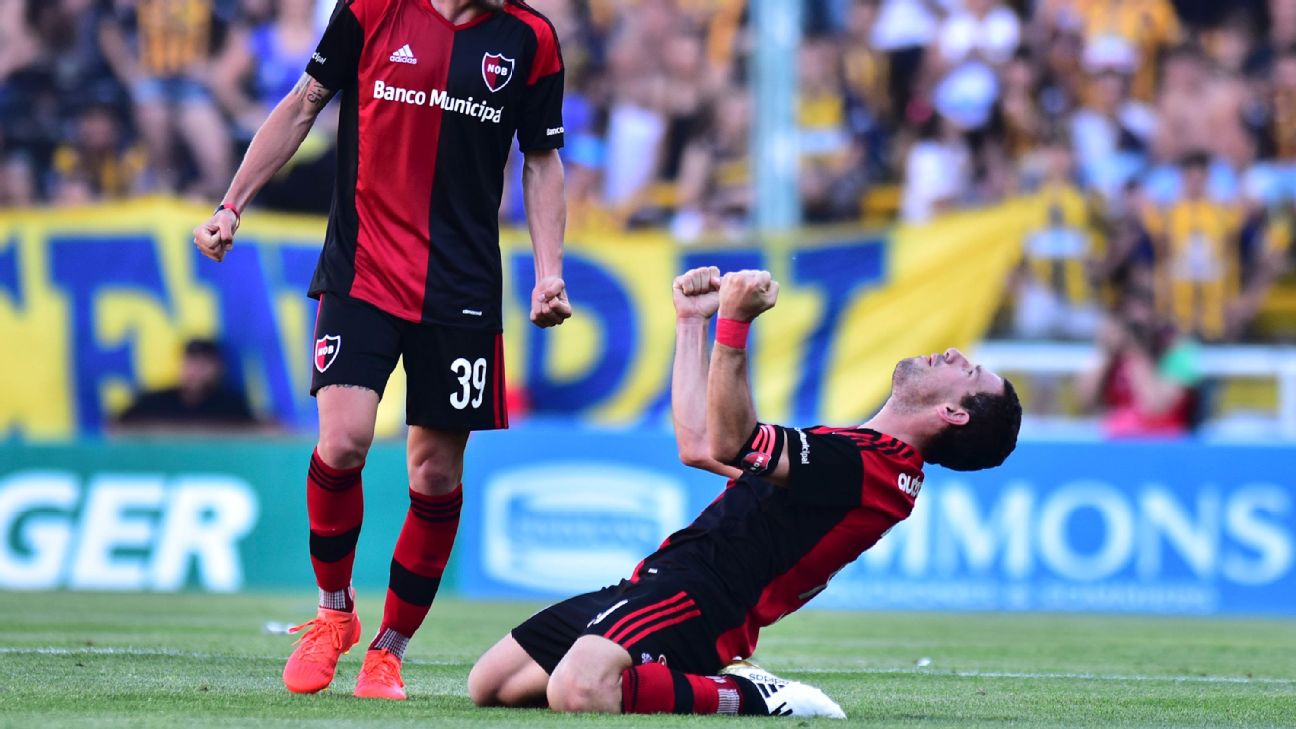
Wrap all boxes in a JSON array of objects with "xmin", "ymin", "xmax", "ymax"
[
  {"xmin": 673, "ymin": 266, "xmax": 722, "ymax": 320},
  {"xmin": 718, "ymin": 270, "xmax": 779, "ymax": 322}
]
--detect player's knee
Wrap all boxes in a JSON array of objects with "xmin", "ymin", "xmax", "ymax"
[
  {"xmin": 408, "ymin": 457, "xmax": 460, "ymax": 496},
  {"xmin": 546, "ymin": 670, "xmax": 618, "ymax": 714},
  {"xmin": 316, "ymin": 429, "xmax": 372, "ymax": 469},
  {"xmin": 544, "ymin": 672, "xmax": 583, "ymax": 713},
  {"xmin": 466, "ymin": 661, "xmax": 502, "ymax": 707}
]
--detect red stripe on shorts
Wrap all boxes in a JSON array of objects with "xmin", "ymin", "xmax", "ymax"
[
  {"xmin": 493, "ymin": 333, "xmax": 507, "ymax": 428},
  {"xmin": 606, "ymin": 597, "xmax": 697, "ymax": 645},
  {"xmin": 618, "ymin": 608, "xmax": 703, "ymax": 648},
  {"xmin": 601, "ymin": 592, "xmax": 689, "ymax": 642}
]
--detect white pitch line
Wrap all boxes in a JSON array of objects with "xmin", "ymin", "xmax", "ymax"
[
  {"xmin": 0, "ymin": 646, "xmax": 459, "ymax": 665},
  {"xmin": 0, "ymin": 647, "xmax": 211, "ymax": 657},
  {"xmin": 3, "ymin": 648, "xmax": 1290, "ymax": 686},
  {"xmin": 786, "ymin": 666, "xmax": 1296, "ymax": 685}
]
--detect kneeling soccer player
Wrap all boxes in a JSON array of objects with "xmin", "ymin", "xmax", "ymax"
[{"xmin": 468, "ymin": 267, "xmax": 1022, "ymax": 718}]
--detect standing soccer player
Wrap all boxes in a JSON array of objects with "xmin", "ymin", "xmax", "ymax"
[
  {"xmin": 192, "ymin": 0, "xmax": 569, "ymax": 700},
  {"xmin": 467, "ymin": 268, "xmax": 1022, "ymax": 717}
]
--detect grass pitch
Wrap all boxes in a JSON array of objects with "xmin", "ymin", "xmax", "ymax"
[{"xmin": 0, "ymin": 592, "xmax": 1292, "ymax": 728}]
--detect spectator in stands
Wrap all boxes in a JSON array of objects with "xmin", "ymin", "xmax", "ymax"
[
  {"xmin": 212, "ymin": 0, "xmax": 320, "ymax": 139},
  {"xmin": 1246, "ymin": 48, "xmax": 1296, "ymax": 206},
  {"xmin": 116, "ymin": 338, "xmax": 258, "ymax": 431},
  {"xmin": 799, "ymin": 36, "xmax": 865, "ymax": 221},
  {"xmin": 842, "ymin": 0, "xmax": 893, "ymax": 125},
  {"xmin": 656, "ymin": 30, "xmax": 713, "ymax": 185},
  {"xmin": 48, "ymin": 104, "xmax": 147, "ymax": 205},
  {"xmin": 1244, "ymin": 0, "xmax": 1296, "ymax": 73},
  {"xmin": 0, "ymin": 1, "xmax": 39, "ymax": 78},
  {"xmin": 0, "ymin": 154, "xmax": 37, "ymax": 208},
  {"xmin": 631, "ymin": 28, "xmax": 714, "ymax": 227},
  {"xmin": 239, "ymin": 0, "xmax": 276, "ymax": 27},
  {"xmin": 870, "ymin": 0, "xmax": 948, "ymax": 120},
  {"xmin": 1205, "ymin": 12, "xmax": 1259, "ymax": 77},
  {"xmin": 600, "ymin": 27, "xmax": 667, "ymax": 214},
  {"xmin": 1012, "ymin": 139, "xmax": 1103, "ymax": 339},
  {"xmin": 840, "ymin": 0, "xmax": 894, "ymax": 180},
  {"xmin": 1076, "ymin": 288, "xmax": 1203, "ymax": 438},
  {"xmin": 0, "ymin": 3, "xmax": 61, "ymax": 197},
  {"xmin": 672, "ymin": 88, "xmax": 752, "ymax": 241},
  {"xmin": 27, "ymin": 0, "xmax": 127, "ymax": 117},
  {"xmin": 1038, "ymin": 0, "xmax": 1183, "ymax": 102},
  {"xmin": 1030, "ymin": 15, "xmax": 1086, "ymax": 126},
  {"xmin": 98, "ymin": 0, "xmax": 232, "ymax": 197},
  {"xmin": 927, "ymin": 0, "xmax": 1021, "ymax": 135},
  {"xmin": 1272, "ymin": 47, "xmax": 1296, "ymax": 160},
  {"xmin": 993, "ymin": 51, "xmax": 1048, "ymax": 170},
  {"xmin": 1150, "ymin": 45, "xmax": 1248, "ymax": 190},
  {"xmin": 1141, "ymin": 151, "xmax": 1245, "ymax": 341},
  {"xmin": 1069, "ymin": 68, "xmax": 1156, "ymax": 202},
  {"xmin": 901, "ymin": 111, "xmax": 971, "ymax": 222},
  {"xmin": 1227, "ymin": 206, "xmax": 1296, "ymax": 338}
]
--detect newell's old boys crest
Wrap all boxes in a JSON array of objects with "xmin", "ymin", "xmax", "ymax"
[
  {"xmin": 315, "ymin": 335, "xmax": 341, "ymax": 373},
  {"xmin": 482, "ymin": 52, "xmax": 515, "ymax": 93}
]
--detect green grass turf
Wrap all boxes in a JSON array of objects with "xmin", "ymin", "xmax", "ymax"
[{"xmin": 0, "ymin": 592, "xmax": 1292, "ymax": 728}]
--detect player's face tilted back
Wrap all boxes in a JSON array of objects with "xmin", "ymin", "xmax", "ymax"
[
  {"xmin": 888, "ymin": 348, "xmax": 1022, "ymax": 472},
  {"xmin": 892, "ymin": 348, "xmax": 1001, "ymax": 405}
]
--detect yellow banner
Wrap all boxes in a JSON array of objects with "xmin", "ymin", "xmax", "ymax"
[{"xmin": 0, "ymin": 197, "xmax": 1032, "ymax": 440}]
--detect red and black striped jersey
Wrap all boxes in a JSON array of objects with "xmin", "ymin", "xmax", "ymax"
[
  {"xmin": 633, "ymin": 427, "xmax": 924, "ymax": 662},
  {"xmin": 304, "ymin": 0, "xmax": 564, "ymax": 329}
]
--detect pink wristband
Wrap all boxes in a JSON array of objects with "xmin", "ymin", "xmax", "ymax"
[
  {"xmin": 216, "ymin": 202, "xmax": 241, "ymax": 223},
  {"xmin": 715, "ymin": 317, "xmax": 751, "ymax": 349}
]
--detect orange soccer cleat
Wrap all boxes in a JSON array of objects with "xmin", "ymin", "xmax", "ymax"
[
  {"xmin": 282, "ymin": 607, "xmax": 362, "ymax": 694},
  {"xmin": 353, "ymin": 648, "xmax": 407, "ymax": 700}
]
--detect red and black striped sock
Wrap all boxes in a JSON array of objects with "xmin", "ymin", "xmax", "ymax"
[
  {"xmin": 369, "ymin": 485, "xmax": 462, "ymax": 657},
  {"xmin": 620, "ymin": 663, "xmax": 767, "ymax": 715},
  {"xmin": 306, "ymin": 448, "xmax": 363, "ymax": 612}
]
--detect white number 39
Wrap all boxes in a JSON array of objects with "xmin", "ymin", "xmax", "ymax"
[{"xmin": 450, "ymin": 357, "xmax": 488, "ymax": 410}]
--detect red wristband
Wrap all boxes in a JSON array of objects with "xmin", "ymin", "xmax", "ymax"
[
  {"xmin": 216, "ymin": 203, "xmax": 241, "ymax": 223},
  {"xmin": 715, "ymin": 317, "xmax": 751, "ymax": 349}
]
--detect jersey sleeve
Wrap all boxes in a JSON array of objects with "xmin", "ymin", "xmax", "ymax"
[
  {"xmin": 516, "ymin": 25, "xmax": 564, "ymax": 152},
  {"xmin": 305, "ymin": 0, "xmax": 365, "ymax": 92},
  {"xmin": 783, "ymin": 428, "xmax": 868, "ymax": 507}
]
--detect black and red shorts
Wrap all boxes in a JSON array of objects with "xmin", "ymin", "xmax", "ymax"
[
  {"xmin": 511, "ymin": 574, "xmax": 741, "ymax": 676},
  {"xmin": 310, "ymin": 292, "xmax": 507, "ymax": 431}
]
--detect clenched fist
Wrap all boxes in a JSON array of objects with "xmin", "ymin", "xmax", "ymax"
[
  {"xmin": 193, "ymin": 208, "xmax": 239, "ymax": 263},
  {"xmin": 718, "ymin": 270, "xmax": 779, "ymax": 322},
  {"xmin": 673, "ymin": 266, "xmax": 722, "ymax": 320},
  {"xmin": 530, "ymin": 275, "xmax": 572, "ymax": 328}
]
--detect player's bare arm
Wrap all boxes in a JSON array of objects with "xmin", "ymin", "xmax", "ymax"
[
  {"xmin": 672, "ymin": 266, "xmax": 741, "ymax": 478},
  {"xmin": 192, "ymin": 74, "xmax": 337, "ymax": 263},
  {"xmin": 522, "ymin": 149, "xmax": 571, "ymax": 328},
  {"xmin": 707, "ymin": 270, "xmax": 792, "ymax": 484}
]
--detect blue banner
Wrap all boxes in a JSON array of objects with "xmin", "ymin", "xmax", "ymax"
[
  {"xmin": 459, "ymin": 425, "xmax": 1296, "ymax": 616},
  {"xmin": 4, "ymin": 427, "xmax": 1289, "ymax": 615}
]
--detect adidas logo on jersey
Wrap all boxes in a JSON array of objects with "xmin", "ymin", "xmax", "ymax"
[{"xmin": 389, "ymin": 44, "xmax": 417, "ymax": 64}]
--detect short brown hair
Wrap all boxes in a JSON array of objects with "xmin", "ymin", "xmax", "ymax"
[{"xmin": 923, "ymin": 379, "xmax": 1022, "ymax": 471}]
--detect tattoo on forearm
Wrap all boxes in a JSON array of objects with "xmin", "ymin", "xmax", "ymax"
[
  {"xmin": 306, "ymin": 82, "xmax": 331, "ymax": 107},
  {"xmin": 293, "ymin": 73, "xmax": 335, "ymax": 110}
]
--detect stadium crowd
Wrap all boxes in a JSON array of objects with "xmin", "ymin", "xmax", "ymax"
[{"xmin": 2, "ymin": 0, "xmax": 1295, "ymax": 353}]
